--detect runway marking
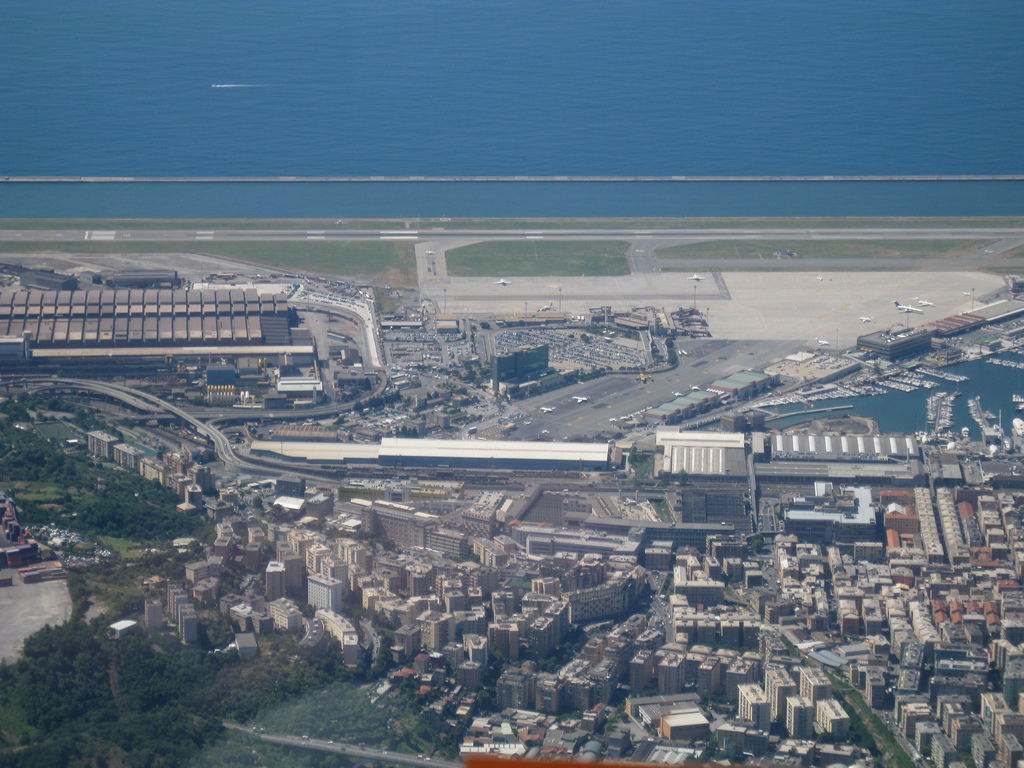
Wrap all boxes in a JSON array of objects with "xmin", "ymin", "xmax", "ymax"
[
  {"xmin": 196, "ymin": 235, "xmax": 214, "ymax": 240},
  {"xmin": 526, "ymin": 235, "xmax": 544, "ymax": 239},
  {"xmin": 85, "ymin": 231, "xmax": 116, "ymax": 240},
  {"xmin": 381, "ymin": 230, "xmax": 417, "ymax": 235},
  {"xmin": 380, "ymin": 235, "xmax": 418, "ymax": 240},
  {"xmin": 307, "ymin": 235, "xmax": 326, "ymax": 240},
  {"xmin": 196, "ymin": 231, "xmax": 214, "ymax": 235}
]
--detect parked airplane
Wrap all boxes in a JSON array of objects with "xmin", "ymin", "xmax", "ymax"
[
  {"xmin": 539, "ymin": 303, "xmax": 554, "ymax": 312},
  {"xmin": 689, "ymin": 274, "xmax": 704, "ymax": 281},
  {"xmin": 962, "ymin": 291, "xmax": 973, "ymax": 296},
  {"xmin": 494, "ymin": 279, "xmax": 510, "ymax": 286},
  {"xmin": 859, "ymin": 317, "xmax": 873, "ymax": 323},
  {"xmin": 916, "ymin": 298, "xmax": 934, "ymax": 307},
  {"xmin": 816, "ymin": 339, "xmax": 830, "ymax": 346},
  {"xmin": 690, "ymin": 385, "xmax": 701, "ymax": 391},
  {"xmin": 539, "ymin": 406, "xmax": 555, "ymax": 413},
  {"xmin": 678, "ymin": 349, "xmax": 688, "ymax": 355},
  {"xmin": 894, "ymin": 301, "xmax": 925, "ymax": 314},
  {"xmin": 571, "ymin": 396, "xmax": 590, "ymax": 403}
]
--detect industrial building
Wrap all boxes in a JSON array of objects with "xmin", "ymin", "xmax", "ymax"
[
  {"xmin": 754, "ymin": 432, "xmax": 926, "ymax": 486},
  {"xmin": 20, "ymin": 268, "xmax": 78, "ymax": 291},
  {"xmin": 643, "ymin": 390, "xmax": 723, "ymax": 424},
  {"xmin": 706, "ymin": 370, "xmax": 776, "ymax": 400},
  {"xmin": 656, "ymin": 429, "xmax": 747, "ymax": 479},
  {"xmin": 769, "ymin": 433, "xmax": 919, "ymax": 463}
]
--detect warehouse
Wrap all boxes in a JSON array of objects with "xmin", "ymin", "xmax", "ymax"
[
  {"xmin": 643, "ymin": 390, "xmax": 723, "ymax": 424},
  {"xmin": 706, "ymin": 370, "xmax": 776, "ymax": 400},
  {"xmin": 656, "ymin": 429, "xmax": 747, "ymax": 478},
  {"xmin": 770, "ymin": 433, "xmax": 919, "ymax": 462}
]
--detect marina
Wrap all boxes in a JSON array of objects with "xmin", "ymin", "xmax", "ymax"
[{"xmin": 744, "ymin": 348, "xmax": 1024, "ymax": 439}]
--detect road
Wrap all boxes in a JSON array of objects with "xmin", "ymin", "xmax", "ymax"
[
  {"xmin": 24, "ymin": 377, "xmax": 335, "ymax": 480},
  {"xmin": 222, "ymin": 723, "xmax": 461, "ymax": 768},
  {"xmin": 360, "ymin": 617, "xmax": 381, "ymax": 661}
]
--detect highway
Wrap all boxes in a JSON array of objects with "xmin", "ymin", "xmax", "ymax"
[
  {"xmin": 23, "ymin": 377, "xmax": 343, "ymax": 481},
  {"xmin": 222, "ymin": 723, "xmax": 461, "ymax": 768}
]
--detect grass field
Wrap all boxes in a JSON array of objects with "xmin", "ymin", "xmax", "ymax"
[
  {"xmin": 34, "ymin": 422, "xmax": 76, "ymax": 441},
  {"xmin": 5, "ymin": 216, "xmax": 1024, "ymax": 230},
  {"xmin": 446, "ymin": 240, "xmax": 630, "ymax": 276},
  {"xmin": 0, "ymin": 240, "xmax": 417, "ymax": 284},
  {"xmin": 96, "ymin": 536, "xmax": 146, "ymax": 559},
  {"xmin": 657, "ymin": 239, "xmax": 994, "ymax": 261}
]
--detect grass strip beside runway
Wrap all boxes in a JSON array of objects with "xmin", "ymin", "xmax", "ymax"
[
  {"xmin": 0, "ymin": 240, "xmax": 416, "ymax": 282},
  {"xmin": 657, "ymin": 239, "xmax": 995, "ymax": 261},
  {"xmin": 445, "ymin": 240, "xmax": 630, "ymax": 277}
]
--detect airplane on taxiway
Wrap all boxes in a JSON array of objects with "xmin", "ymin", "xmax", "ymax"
[
  {"xmin": 494, "ymin": 279, "xmax": 510, "ymax": 286},
  {"xmin": 894, "ymin": 301, "xmax": 925, "ymax": 314},
  {"xmin": 859, "ymin": 317, "xmax": 873, "ymax": 323},
  {"xmin": 572, "ymin": 396, "xmax": 589, "ymax": 403},
  {"xmin": 816, "ymin": 339, "xmax": 830, "ymax": 346},
  {"xmin": 540, "ymin": 406, "xmax": 555, "ymax": 413},
  {"xmin": 688, "ymin": 274, "xmax": 704, "ymax": 281},
  {"xmin": 915, "ymin": 298, "xmax": 934, "ymax": 307}
]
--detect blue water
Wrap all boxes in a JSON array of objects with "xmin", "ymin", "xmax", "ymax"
[
  {"xmin": 770, "ymin": 356, "xmax": 1024, "ymax": 437},
  {"xmin": 3, "ymin": 1, "xmax": 1024, "ymax": 178},
  {"xmin": 2, "ymin": 180, "xmax": 1024, "ymax": 219}
]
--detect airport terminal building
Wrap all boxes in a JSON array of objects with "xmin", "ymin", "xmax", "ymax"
[
  {"xmin": 0, "ymin": 288, "xmax": 307, "ymax": 362},
  {"xmin": 251, "ymin": 437, "xmax": 613, "ymax": 472}
]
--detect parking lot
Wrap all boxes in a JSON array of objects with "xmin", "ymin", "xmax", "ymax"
[{"xmin": 0, "ymin": 571, "xmax": 72, "ymax": 663}]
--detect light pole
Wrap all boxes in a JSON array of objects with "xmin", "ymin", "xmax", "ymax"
[{"xmin": 558, "ymin": 286, "xmax": 562, "ymax": 314}]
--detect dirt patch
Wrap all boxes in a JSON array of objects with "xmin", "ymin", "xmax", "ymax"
[
  {"xmin": 84, "ymin": 598, "xmax": 109, "ymax": 622},
  {"xmin": 807, "ymin": 414, "xmax": 879, "ymax": 435}
]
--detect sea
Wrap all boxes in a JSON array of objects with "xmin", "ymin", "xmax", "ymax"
[{"xmin": 2, "ymin": 1, "xmax": 1024, "ymax": 218}]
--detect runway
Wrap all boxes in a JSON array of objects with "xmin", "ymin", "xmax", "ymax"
[{"xmin": 3, "ymin": 226, "xmax": 1024, "ymax": 243}]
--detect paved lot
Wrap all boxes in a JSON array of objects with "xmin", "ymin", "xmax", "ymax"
[
  {"xmin": 512, "ymin": 339, "xmax": 804, "ymax": 439},
  {"xmin": 0, "ymin": 571, "xmax": 72, "ymax": 663},
  {"xmin": 708, "ymin": 270, "xmax": 1005, "ymax": 348},
  {"xmin": 425, "ymin": 270, "xmax": 1005, "ymax": 348}
]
